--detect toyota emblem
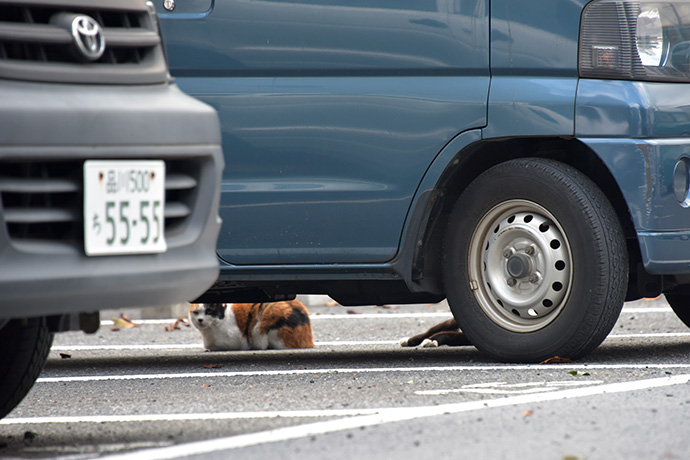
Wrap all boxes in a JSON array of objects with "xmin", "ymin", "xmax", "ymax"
[{"xmin": 71, "ymin": 15, "xmax": 105, "ymax": 61}]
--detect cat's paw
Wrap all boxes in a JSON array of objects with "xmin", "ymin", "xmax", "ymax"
[
  {"xmin": 399, "ymin": 337, "xmax": 411, "ymax": 347},
  {"xmin": 421, "ymin": 339, "xmax": 438, "ymax": 348}
]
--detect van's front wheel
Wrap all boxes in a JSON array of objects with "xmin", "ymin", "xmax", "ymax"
[{"xmin": 443, "ymin": 159, "xmax": 628, "ymax": 362}]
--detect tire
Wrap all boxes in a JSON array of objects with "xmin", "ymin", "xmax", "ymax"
[
  {"xmin": 443, "ymin": 158, "xmax": 628, "ymax": 362},
  {"xmin": 664, "ymin": 290, "xmax": 690, "ymax": 329},
  {"xmin": 0, "ymin": 318, "xmax": 53, "ymax": 419}
]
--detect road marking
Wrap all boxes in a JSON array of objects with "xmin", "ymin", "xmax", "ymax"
[
  {"xmin": 620, "ymin": 306, "xmax": 672, "ymax": 313},
  {"xmin": 415, "ymin": 380, "xmax": 604, "ymax": 395},
  {"xmin": 95, "ymin": 374, "xmax": 690, "ymax": 460},
  {"xmin": 52, "ymin": 344, "xmax": 202, "ymax": 351},
  {"xmin": 49, "ymin": 331, "xmax": 690, "ymax": 353},
  {"xmin": 50, "ymin": 341, "xmax": 400, "ymax": 351},
  {"xmin": 36, "ymin": 363, "xmax": 690, "ymax": 384},
  {"xmin": 608, "ymin": 332, "xmax": 690, "ymax": 339},
  {"xmin": 0, "ymin": 408, "xmax": 381, "ymax": 426},
  {"xmin": 99, "ymin": 312, "xmax": 453, "ymax": 326},
  {"xmin": 97, "ymin": 305, "xmax": 672, "ymax": 326}
]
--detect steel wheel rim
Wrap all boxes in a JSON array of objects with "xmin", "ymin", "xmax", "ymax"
[{"xmin": 467, "ymin": 199, "xmax": 573, "ymax": 332}]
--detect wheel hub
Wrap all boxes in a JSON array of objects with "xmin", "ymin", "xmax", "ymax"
[
  {"xmin": 506, "ymin": 252, "xmax": 532, "ymax": 279},
  {"xmin": 469, "ymin": 201, "xmax": 573, "ymax": 332}
]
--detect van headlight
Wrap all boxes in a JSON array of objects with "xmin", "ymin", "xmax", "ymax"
[
  {"xmin": 580, "ymin": 1, "xmax": 690, "ymax": 82},
  {"xmin": 636, "ymin": 6, "xmax": 666, "ymax": 66}
]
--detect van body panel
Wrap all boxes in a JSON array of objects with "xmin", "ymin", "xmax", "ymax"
[
  {"xmin": 157, "ymin": 0, "xmax": 690, "ymax": 299},
  {"xmin": 159, "ymin": 1, "xmax": 490, "ymax": 265}
]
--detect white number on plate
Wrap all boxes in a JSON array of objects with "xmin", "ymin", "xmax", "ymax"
[{"xmin": 84, "ymin": 160, "xmax": 167, "ymax": 256}]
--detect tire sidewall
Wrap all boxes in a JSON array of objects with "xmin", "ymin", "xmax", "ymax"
[
  {"xmin": 444, "ymin": 159, "xmax": 626, "ymax": 362},
  {"xmin": 0, "ymin": 318, "xmax": 53, "ymax": 418}
]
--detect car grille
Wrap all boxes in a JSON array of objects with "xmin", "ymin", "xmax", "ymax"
[
  {"xmin": 0, "ymin": 159, "xmax": 200, "ymax": 250},
  {"xmin": 0, "ymin": 0, "xmax": 167, "ymax": 84}
]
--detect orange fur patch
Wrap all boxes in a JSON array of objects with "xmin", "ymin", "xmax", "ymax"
[
  {"xmin": 279, "ymin": 323, "xmax": 314, "ymax": 348},
  {"xmin": 229, "ymin": 300, "xmax": 313, "ymax": 348}
]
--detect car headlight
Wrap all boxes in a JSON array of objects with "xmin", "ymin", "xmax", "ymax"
[
  {"xmin": 636, "ymin": 6, "xmax": 666, "ymax": 66},
  {"xmin": 580, "ymin": 1, "xmax": 690, "ymax": 82}
]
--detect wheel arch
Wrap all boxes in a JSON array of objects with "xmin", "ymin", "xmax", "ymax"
[{"xmin": 405, "ymin": 136, "xmax": 641, "ymax": 298}]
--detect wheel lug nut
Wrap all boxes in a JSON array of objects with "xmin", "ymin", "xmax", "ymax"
[
  {"xmin": 506, "ymin": 277, "xmax": 517, "ymax": 287},
  {"xmin": 525, "ymin": 246, "xmax": 535, "ymax": 256},
  {"xmin": 528, "ymin": 274, "xmax": 539, "ymax": 284},
  {"xmin": 503, "ymin": 248, "xmax": 515, "ymax": 259}
]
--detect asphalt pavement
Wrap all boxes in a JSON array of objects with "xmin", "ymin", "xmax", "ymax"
[{"xmin": 1, "ymin": 296, "xmax": 689, "ymax": 459}]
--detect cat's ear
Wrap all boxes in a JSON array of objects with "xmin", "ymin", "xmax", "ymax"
[{"xmin": 205, "ymin": 303, "xmax": 226, "ymax": 320}]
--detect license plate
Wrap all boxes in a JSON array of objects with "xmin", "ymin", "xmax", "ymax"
[{"xmin": 84, "ymin": 160, "xmax": 166, "ymax": 256}]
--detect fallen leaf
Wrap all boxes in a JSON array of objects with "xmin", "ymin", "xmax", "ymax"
[
  {"xmin": 111, "ymin": 314, "xmax": 139, "ymax": 329},
  {"xmin": 540, "ymin": 356, "xmax": 575, "ymax": 364},
  {"xmin": 569, "ymin": 370, "xmax": 591, "ymax": 377},
  {"xmin": 346, "ymin": 310, "xmax": 361, "ymax": 315},
  {"xmin": 203, "ymin": 364, "xmax": 224, "ymax": 369},
  {"xmin": 375, "ymin": 305, "xmax": 398, "ymax": 310},
  {"xmin": 165, "ymin": 318, "xmax": 190, "ymax": 332},
  {"xmin": 521, "ymin": 410, "xmax": 534, "ymax": 417},
  {"xmin": 59, "ymin": 353, "xmax": 72, "ymax": 359}
]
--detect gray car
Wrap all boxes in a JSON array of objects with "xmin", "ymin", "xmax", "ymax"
[{"xmin": 0, "ymin": 0, "xmax": 223, "ymax": 418}]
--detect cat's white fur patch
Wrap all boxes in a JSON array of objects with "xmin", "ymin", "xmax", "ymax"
[{"xmin": 421, "ymin": 339, "xmax": 438, "ymax": 348}]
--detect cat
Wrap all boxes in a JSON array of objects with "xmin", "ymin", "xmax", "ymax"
[
  {"xmin": 399, "ymin": 318, "xmax": 472, "ymax": 348},
  {"xmin": 188, "ymin": 300, "xmax": 314, "ymax": 351}
]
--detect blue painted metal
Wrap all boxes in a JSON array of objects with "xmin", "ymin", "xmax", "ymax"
[
  {"xmin": 577, "ymin": 78, "xmax": 690, "ymax": 274},
  {"xmin": 158, "ymin": 1, "xmax": 490, "ymax": 265},
  {"xmin": 486, "ymin": 0, "xmax": 585, "ymax": 137},
  {"xmin": 157, "ymin": 0, "xmax": 212, "ymax": 17},
  {"xmin": 576, "ymin": 80, "xmax": 690, "ymax": 138},
  {"xmin": 579, "ymin": 137, "xmax": 690, "ymax": 273},
  {"xmin": 156, "ymin": 0, "xmax": 690, "ymax": 294}
]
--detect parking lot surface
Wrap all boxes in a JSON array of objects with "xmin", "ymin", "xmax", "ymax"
[{"xmin": 1, "ymin": 297, "xmax": 689, "ymax": 459}]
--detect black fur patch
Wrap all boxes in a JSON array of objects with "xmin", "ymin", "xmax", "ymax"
[
  {"xmin": 270, "ymin": 308, "xmax": 310, "ymax": 331},
  {"xmin": 204, "ymin": 303, "xmax": 226, "ymax": 320},
  {"xmin": 244, "ymin": 303, "xmax": 262, "ymax": 339}
]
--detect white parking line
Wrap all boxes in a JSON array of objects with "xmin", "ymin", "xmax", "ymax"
[
  {"xmin": 49, "ymin": 331, "xmax": 690, "ymax": 353},
  {"xmin": 608, "ymin": 332, "xmax": 690, "ymax": 339},
  {"xmin": 95, "ymin": 374, "xmax": 690, "ymax": 460},
  {"xmin": 99, "ymin": 313, "xmax": 453, "ymax": 326},
  {"xmin": 414, "ymin": 380, "xmax": 605, "ymax": 395},
  {"xmin": 0, "ymin": 408, "xmax": 381, "ymax": 426},
  {"xmin": 35, "ymin": 362, "xmax": 690, "ymax": 384},
  {"xmin": 50, "ymin": 341, "xmax": 401, "ymax": 351},
  {"xmin": 97, "ymin": 305, "xmax": 672, "ymax": 326}
]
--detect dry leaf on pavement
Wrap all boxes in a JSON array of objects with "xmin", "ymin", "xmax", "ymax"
[{"xmin": 539, "ymin": 356, "xmax": 575, "ymax": 364}]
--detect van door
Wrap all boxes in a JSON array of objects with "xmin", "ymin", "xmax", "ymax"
[{"xmin": 156, "ymin": 0, "xmax": 489, "ymax": 265}]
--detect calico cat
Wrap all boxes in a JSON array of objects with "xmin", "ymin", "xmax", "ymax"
[
  {"xmin": 399, "ymin": 318, "xmax": 472, "ymax": 348},
  {"xmin": 189, "ymin": 300, "xmax": 314, "ymax": 351}
]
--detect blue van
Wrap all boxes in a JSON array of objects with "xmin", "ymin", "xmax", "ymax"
[{"xmin": 156, "ymin": 0, "xmax": 690, "ymax": 362}]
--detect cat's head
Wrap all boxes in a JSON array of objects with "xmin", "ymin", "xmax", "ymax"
[{"xmin": 188, "ymin": 303, "xmax": 226, "ymax": 330}]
